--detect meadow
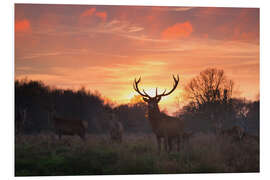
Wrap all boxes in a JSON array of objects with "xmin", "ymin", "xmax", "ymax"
[{"xmin": 15, "ymin": 132, "xmax": 259, "ymax": 176}]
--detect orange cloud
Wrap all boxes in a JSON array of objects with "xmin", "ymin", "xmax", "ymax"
[
  {"xmin": 95, "ymin": 11, "xmax": 107, "ymax": 21},
  {"xmin": 80, "ymin": 8, "xmax": 107, "ymax": 22},
  {"xmin": 202, "ymin": 33, "xmax": 209, "ymax": 39},
  {"xmin": 80, "ymin": 8, "xmax": 96, "ymax": 17},
  {"xmin": 162, "ymin": 22, "xmax": 193, "ymax": 39},
  {"xmin": 15, "ymin": 19, "xmax": 31, "ymax": 33}
]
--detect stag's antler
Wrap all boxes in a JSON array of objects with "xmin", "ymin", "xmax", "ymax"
[
  {"xmin": 133, "ymin": 77, "xmax": 151, "ymax": 98},
  {"xmin": 133, "ymin": 75, "xmax": 179, "ymax": 98},
  {"xmin": 156, "ymin": 74, "xmax": 179, "ymax": 97}
]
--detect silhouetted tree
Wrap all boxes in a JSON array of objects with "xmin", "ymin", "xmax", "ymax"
[
  {"xmin": 184, "ymin": 68, "xmax": 234, "ymax": 107},
  {"xmin": 182, "ymin": 68, "xmax": 234, "ymax": 132}
]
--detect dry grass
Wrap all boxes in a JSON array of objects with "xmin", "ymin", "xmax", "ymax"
[{"xmin": 15, "ymin": 132, "xmax": 259, "ymax": 176}]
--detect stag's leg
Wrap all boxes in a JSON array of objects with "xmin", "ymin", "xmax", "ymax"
[{"xmin": 79, "ymin": 133, "xmax": 86, "ymax": 141}]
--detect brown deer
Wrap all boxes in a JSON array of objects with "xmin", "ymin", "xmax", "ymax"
[
  {"xmin": 133, "ymin": 75, "xmax": 184, "ymax": 153},
  {"xmin": 47, "ymin": 105, "xmax": 88, "ymax": 141},
  {"xmin": 105, "ymin": 107, "xmax": 124, "ymax": 143},
  {"xmin": 182, "ymin": 130, "xmax": 195, "ymax": 145},
  {"xmin": 220, "ymin": 125, "xmax": 245, "ymax": 141},
  {"xmin": 15, "ymin": 105, "xmax": 28, "ymax": 135},
  {"xmin": 109, "ymin": 112, "xmax": 124, "ymax": 143}
]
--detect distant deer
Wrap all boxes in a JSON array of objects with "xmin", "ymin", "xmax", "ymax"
[
  {"xmin": 15, "ymin": 105, "xmax": 28, "ymax": 135},
  {"xmin": 182, "ymin": 130, "xmax": 195, "ymax": 145},
  {"xmin": 133, "ymin": 75, "xmax": 184, "ymax": 153},
  {"xmin": 220, "ymin": 125, "xmax": 245, "ymax": 141},
  {"xmin": 47, "ymin": 105, "xmax": 87, "ymax": 141},
  {"xmin": 109, "ymin": 112, "xmax": 124, "ymax": 143},
  {"xmin": 242, "ymin": 132, "xmax": 259, "ymax": 143}
]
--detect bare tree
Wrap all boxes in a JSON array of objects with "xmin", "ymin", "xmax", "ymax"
[
  {"xmin": 184, "ymin": 68, "xmax": 234, "ymax": 132},
  {"xmin": 184, "ymin": 68, "xmax": 233, "ymax": 106}
]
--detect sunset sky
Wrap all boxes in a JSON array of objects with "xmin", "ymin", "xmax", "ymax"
[{"xmin": 15, "ymin": 4, "xmax": 259, "ymax": 113}]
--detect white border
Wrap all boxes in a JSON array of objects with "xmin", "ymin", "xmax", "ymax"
[{"xmin": 2, "ymin": 0, "xmax": 270, "ymax": 180}]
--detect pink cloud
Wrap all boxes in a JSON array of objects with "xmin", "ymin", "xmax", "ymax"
[
  {"xmin": 80, "ymin": 8, "xmax": 96, "ymax": 17},
  {"xmin": 162, "ymin": 22, "xmax": 193, "ymax": 39},
  {"xmin": 80, "ymin": 8, "xmax": 107, "ymax": 22},
  {"xmin": 95, "ymin": 11, "xmax": 107, "ymax": 21}
]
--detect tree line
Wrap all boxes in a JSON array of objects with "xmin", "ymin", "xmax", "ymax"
[{"xmin": 15, "ymin": 68, "xmax": 259, "ymax": 136}]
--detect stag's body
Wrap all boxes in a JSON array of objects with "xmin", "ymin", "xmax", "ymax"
[
  {"xmin": 147, "ymin": 106, "xmax": 184, "ymax": 152},
  {"xmin": 133, "ymin": 75, "xmax": 184, "ymax": 153},
  {"xmin": 48, "ymin": 107, "xmax": 87, "ymax": 141}
]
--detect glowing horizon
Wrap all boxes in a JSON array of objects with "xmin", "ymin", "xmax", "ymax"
[{"xmin": 15, "ymin": 4, "xmax": 259, "ymax": 114}]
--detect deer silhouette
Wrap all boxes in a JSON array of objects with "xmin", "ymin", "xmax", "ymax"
[
  {"xmin": 133, "ymin": 75, "xmax": 184, "ymax": 153},
  {"xmin": 108, "ymin": 108, "xmax": 124, "ymax": 143},
  {"xmin": 15, "ymin": 105, "xmax": 28, "ymax": 135},
  {"xmin": 46, "ymin": 104, "xmax": 88, "ymax": 141}
]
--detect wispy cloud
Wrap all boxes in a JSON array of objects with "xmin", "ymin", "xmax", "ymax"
[
  {"xmin": 171, "ymin": 7, "xmax": 194, "ymax": 12},
  {"xmin": 151, "ymin": 7, "xmax": 194, "ymax": 12},
  {"xmin": 20, "ymin": 48, "xmax": 128, "ymax": 60},
  {"xmin": 20, "ymin": 50, "xmax": 82, "ymax": 60}
]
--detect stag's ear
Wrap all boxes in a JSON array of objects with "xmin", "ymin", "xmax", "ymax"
[{"xmin": 143, "ymin": 97, "xmax": 150, "ymax": 102}]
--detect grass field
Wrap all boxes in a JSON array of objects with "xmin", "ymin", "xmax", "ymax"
[{"xmin": 15, "ymin": 132, "xmax": 259, "ymax": 176}]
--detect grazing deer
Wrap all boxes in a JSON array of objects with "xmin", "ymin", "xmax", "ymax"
[
  {"xmin": 47, "ymin": 105, "xmax": 87, "ymax": 141},
  {"xmin": 133, "ymin": 75, "xmax": 184, "ymax": 153},
  {"xmin": 109, "ymin": 112, "xmax": 124, "ymax": 143},
  {"xmin": 15, "ymin": 105, "xmax": 28, "ymax": 135},
  {"xmin": 243, "ymin": 133, "xmax": 259, "ymax": 143},
  {"xmin": 220, "ymin": 125, "xmax": 245, "ymax": 141}
]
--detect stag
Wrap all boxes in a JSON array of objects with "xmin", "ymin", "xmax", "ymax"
[
  {"xmin": 15, "ymin": 105, "xmax": 28, "ymax": 135},
  {"xmin": 47, "ymin": 105, "xmax": 87, "ymax": 141},
  {"xmin": 133, "ymin": 75, "xmax": 184, "ymax": 153}
]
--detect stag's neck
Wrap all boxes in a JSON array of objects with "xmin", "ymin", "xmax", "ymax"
[
  {"xmin": 147, "ymin": 105, "xmax": 163, "ymax": 132},
  {"xmin": 148, "ymin": 107, "xmax": 161, "ymax": 119}
]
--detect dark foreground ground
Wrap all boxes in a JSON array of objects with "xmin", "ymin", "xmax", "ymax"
[{"xmin": 15, "ymin": 132, "xmax": 259, "ymax": 176}]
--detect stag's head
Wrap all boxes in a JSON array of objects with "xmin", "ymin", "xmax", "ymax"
[{"xmin": 133, "ymin": 75, "xmax": 179, "ymax": 111}]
